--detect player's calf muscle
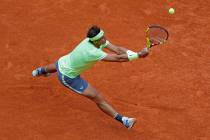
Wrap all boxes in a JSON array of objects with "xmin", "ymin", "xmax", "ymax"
[{"xmin": 45, "ymin": 63, "xmax": 57, "ymax": 73}]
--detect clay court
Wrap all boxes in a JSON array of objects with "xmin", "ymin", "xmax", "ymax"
[{"xmin": 0, "ymin": 0, "xmax": 210, "ymax": 139}]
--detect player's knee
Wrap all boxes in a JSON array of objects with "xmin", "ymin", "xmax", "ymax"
[
  {"xmin": 91, "ymin": 92, "xmax": 104, "ymax": 104},
  {"xmin": 82, "ymin": 85, "xmax": 105, "ymax": 103}
]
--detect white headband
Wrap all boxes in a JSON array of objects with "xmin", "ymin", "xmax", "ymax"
[{"xmin": 89, "ymin": 30, "xmax": 104, "ymax": 41}]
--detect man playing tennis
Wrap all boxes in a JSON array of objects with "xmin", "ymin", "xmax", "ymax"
[{"xmin": 32, "ymin": 25, "xmax": 149, "ymax": 129}]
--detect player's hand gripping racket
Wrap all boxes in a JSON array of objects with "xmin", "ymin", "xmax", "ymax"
[{"xmin": 145, "ymin": 25, "xmax": 169, "ymax": 49}]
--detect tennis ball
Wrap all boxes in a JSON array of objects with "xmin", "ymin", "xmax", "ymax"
[{"xmin": 169, "ymin": 8, "xmax": 175, "ymax": 14}]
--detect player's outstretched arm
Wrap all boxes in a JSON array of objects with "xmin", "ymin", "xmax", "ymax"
[
  {"xmin": 106, "ymin": 43, "xmax": 128, "ymax": 55},
  {"xmin": 101, "ymin": 53, "xmax": 129, "ymax": 62},
  {"xmin": 101, "ymin": 47, "xmax": 149, "ymax": 62}
]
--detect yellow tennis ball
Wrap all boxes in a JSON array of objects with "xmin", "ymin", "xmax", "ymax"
[{"xmin": 169, "ymin": 8, "xmax": 175, "ymax": 14}]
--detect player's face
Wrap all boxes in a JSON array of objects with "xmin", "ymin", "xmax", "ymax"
[
  {"xmin": 93, "ymin": 36, "xmax": 107, "ymax": 47},
  {"xmin": 101, "ymin": 36, "xmax": 107, "ymax": 44},
  {"xmin": 98, "ymin": 36, "xmax": 106, "ymax": 45}
]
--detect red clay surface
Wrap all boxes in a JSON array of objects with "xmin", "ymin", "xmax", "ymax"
[{"xmin": 0, "ymin": 0, "xmax": 210, "ymax": 139}]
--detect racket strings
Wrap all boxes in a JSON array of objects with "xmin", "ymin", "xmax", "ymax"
[{"xmin": 147, "ymin": 28, "xmax": 168, "ymax": 44}]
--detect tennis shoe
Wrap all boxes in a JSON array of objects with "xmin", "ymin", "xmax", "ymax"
[
  {"xmin": 32, "ymin": 68, "xmax": 50, "ymax": 77},
  {"xmin": 122, "ymin": 117, "xmax": 137, "ymax": 129}
]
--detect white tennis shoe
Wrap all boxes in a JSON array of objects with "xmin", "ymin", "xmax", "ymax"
[
  {"xmin": 122, "ymin": 117, "xmax": 137, "ymax": 129},
  {"xmin": 32, "ymin": 68, "xmax": 50, "ymax": 77}
]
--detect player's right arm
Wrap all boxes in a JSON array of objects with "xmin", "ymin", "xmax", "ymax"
[
  {"xmin": 101, "ymin": 53, "xmax": 129, "ymax": 62},
  {"xmin": 101, "ymin": 48, "xmax": 149, "ymax": 62},
  {"xmin": 106, "ymin": 42, "xmax": 128, "ymax": 55}
]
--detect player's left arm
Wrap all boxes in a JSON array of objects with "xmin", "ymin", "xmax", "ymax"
[
  {"xmin": 105, "ymin": 41, "xmax": 149, "ymax": 58},
  {"xmin": 106, "ymin": 42, "xmax": 128, "ymax": 55}
]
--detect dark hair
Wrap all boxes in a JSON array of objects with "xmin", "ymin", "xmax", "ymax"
[{"xmin": 87, "ymin": 25, "xmax": 101, "ymax": 38}]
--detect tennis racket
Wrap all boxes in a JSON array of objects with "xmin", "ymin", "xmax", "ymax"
[{"xmin": 145, "ymin": 25, "xmax": 169, "ymax": 49}]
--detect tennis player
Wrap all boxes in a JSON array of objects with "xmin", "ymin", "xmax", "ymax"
[{"xmin": 32, "ymin": 25, "xmax": 149, "ymax": 129}]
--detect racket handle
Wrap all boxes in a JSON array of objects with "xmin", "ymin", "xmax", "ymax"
[{"xmin": 146, "ymin": 38, "xmax": 152, "ymax": 49}]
